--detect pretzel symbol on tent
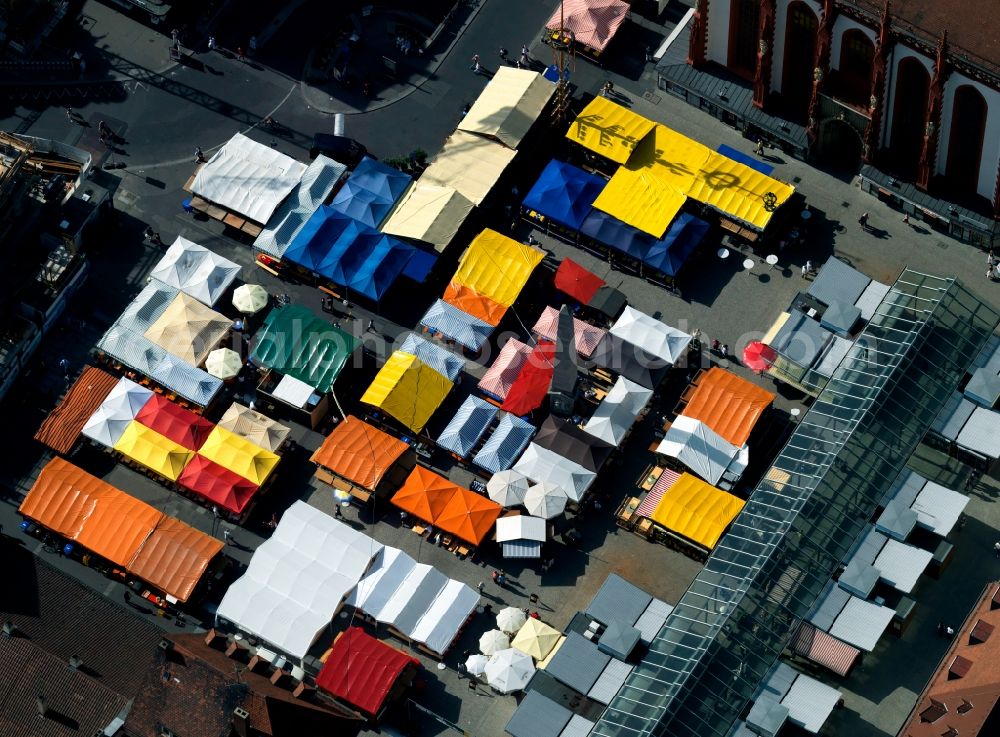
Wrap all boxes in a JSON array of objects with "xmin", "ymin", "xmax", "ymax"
[{"xmin": 762, "ymin": 192, "xmax": 778, "ymax": 212}]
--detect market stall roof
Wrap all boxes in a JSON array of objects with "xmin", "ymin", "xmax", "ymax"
[
  {"xmin": 347, "ymin": 546, "xmax": 416, "ymax": 616},
  {"xmin": 191, "ymin": 132, "xmax": 307, "ymax": 224},
  {"xmin": 448, "ymin": 229, "xmax": 545, "ymax": 308},
  {"xmin": 506, "ymin": 690, "xmax": 573, "ymax": 737},
  {"xmin": 554, "ymin": 258, "xmax": 604, "ymax": 304},
  {"xmin": 931, "ymin": 391, "xmax": 976, "ymax": 439},
  {"xmin": 808, "ymin": 257, "xmax": 871, "ymax": 308},
  {"xmin": 315, "ymin": 627, "xmax": 417, "ymax": 716},
  {"xmin": 838, "ymin": 558, "xmax": 880, "ymax": 598},
  {"xmin": 587, "ymin": 284, "xmax": 627, "ymax": 319},
  {"xmin": 682, "ymin": 367, "xmax": 775, "ymax": 447},
  {"xmin": 501, "ymin": 341, "xmax": 556, "ymax": 416},
  {"xmin": 442, "ymin": 283, "xmax": 508, "ymax": 326},
  {"xmin": 513, "ymin": 442, "xmax": 596, "ymax": 502},
  {"xmin": 216, "ymin": 501, "xmax": 382, "ymax": 659},
  {"xmin": 381, "ymin": 183, "xmax": 474, "ymax": 251},
  {"xmin": 421, "ymin": 131, "xmax": 518, "ymax": 205},
  {"xmin": 589, "ymin": 334, "xmax": 666, "ymax": 390},
  {"xmin": 254, "ymin": 154, "xmax": 346, "ymax": 259},
  {"xmin": 648, "ymin": 472, "xmax": 745, "ymax": 550},
  {"xmin": 420, "ymin": 298, "xmax": 494, "ymax": 351},
  {"xmin": 545, "ymin": 0, "xmax": 630, "ymax": 53},
  {"xmin": 149, "ymin": 236, "xmax": 240, "ymax": 307},
  {"xmin": 592, "ymin": 165, "xmax": 687, "ymax": 237},
  {"xmin": 361, "ymin": 351, "xmax": 452, "ymax": 433},
  {"xmin": 495, "ymin": 515, "xmax": 547, "ymax": 543},
  {"xmin": 533, "ymin": 306, "xmax": 608, "ymax": 359},
  {"xmin": 873, "ymin": 499, "xmax": 917, "ymax": 541},
  {"xmin": 408, "ymin": 578, "xmax": 480, "ymax": 656},
  {"xmin": 143, "ymin": 293, "xmax": 231, "ymax": 366},
  {"xmin": 609, "ymin": 306, "xmax": 692, "ymax": 365},
  {"xmin": 819, "ymin": 300, "xmax": 861, "ymax": 337},
  {"xmin": 473, "ymin": 414, "xmax": 536, "ymax": 473},
  {"xmin": 479, "ymin": 338, "xmax": 532, "ymax": 400},
  {"xmin": 217, "ymin": 402, "xmax": 290, "ymax": 452},
  {"xmin": 848, "ymin": 528, "xmax": 933, "ymax": 594},
  {"xmin": 655, "ymin": 415, "xmax": 744, "ymax": 486},
  {"xmin": 399, "ymin": 332, "xmax": 464, "ymax": 382},
  {"xmin": 522, "ymin": 159, "xmax": 607, "ymax": 231},
  {"xmin": 545, "ymin": 631, "xmax": 612, "ymax": 694},
  {"xmin": 644, "ymin": 213, "xmax": 710, "ymax": 277},
  {"xmin": 909, "ymin": 480, "xmax": 969, "ymax": 537},
  {"xmin": 375, "ymin": 564, "xmax": 450, "ymax": 634},
  {"xmin": 283, "ymin": 206, "xmax": 360, "ymax": 274},
  {"xmin": 566, "ymin": 96, "xmax": 656, "ymax": 165},
  {"xmin": 791, "ymin": 622, "xmax": 860, "ymax": 678},
  {"xmin": 965, "ymin": 366, "xmax": 1000, "ymax": 407},
  {"xmin": 685, "ymin": 150, "xmax": 795, "ymax": 229},
  {"xmin": 330, "ymin": 156, "xmax": 410, "ymax": 226},
  {"xmin": 35, "ymin": 366, "xmax": 120, "ymax": 454},
  {"xmin": 587, "ymin": 573, "xmax": 653, "ymax": 628},
  {"xmin": 436, "ymin": 486, "xmax": 503, "ymax": 545},
  {"xmin": 436, "ymin": 395, "xmax": 499, "ymax": 458},
  {"xmin": 582, "ymin": 375, "xmax": 653, "ymax": 446},
  {"xmin": 456, "ymin": 67, "xmax": 555, "ymax": 149},
  {"xmin": 311, "ymin": 416, "xmax": 409, "ymax": 490},
  {"xmin": 197, "ymin": 426, "xmax": 279, "ymax": 486},
  {"xmin": 113, "ymin": 421, "xmax": 194, "ymax": 481},
  {"xmin": 328, "ymin": 179, "xmax": 397, "ymax": 228},
  {"xmin": 392, "ymin": 466, "xmax": 464, "ymax": 522},
  {"xmin": 134, "ymin": 394, "xmax": 214, "ymax": 451},
  {"xmin": 809, "ymin": 584, "xmax": 894, "ymax": 652},
  {"xmin": 956, "ymin": 406, "xmax": 1000, "ymax": 457},
  {"xmin": 81, "ymin": 377, "xmax": 154, "ymax": 448},
  {"xmin": 251, "ymin": 304, "xmax": 358, "ymax": 393},
  {"xmin": 177, "ymin": 455, "xmax": 259, "ymax": 515},
  {"xmin": 511, "ymin": 617, "xmax": 561, "ymax": 660},
  {"xmin": 127, "ymin": 515, "xmax": 224, "ymax": 603},
  {"xmin": 534, "ymin": 415, "xmax": 612, "ymax": 472},
  {"xmin": 762, "ymin": 663, "xmax": 842, "ymax": 735},
  {"xmin": 580, "ymin": 207, "xmax": 656, "ymax": 258},
  {"xmin": 770, "ymin": 310, "xmax": 832, "ymax": 367},
  {"xmin": 853, "ymin": 278, "xmax": 891, "ymax": 321}
]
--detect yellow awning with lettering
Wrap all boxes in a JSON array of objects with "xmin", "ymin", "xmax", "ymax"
[{"xmin": 565, "ymin": 96, "xmax": 656, "ymax": 164}]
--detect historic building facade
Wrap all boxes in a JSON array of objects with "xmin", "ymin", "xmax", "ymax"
[{"xmin": 675, "ymin": 0, "xmax": 1000, "ymax": 245}]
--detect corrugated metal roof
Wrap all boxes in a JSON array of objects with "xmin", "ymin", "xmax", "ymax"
[
  {"xmin": 931, "ymin": 392, "xmax": 975, "ymax": 438},
  {"xmin": 746, "ymin": 696, "xmax": 788, "ymax": 737},
  {"xmin": 853, "ymin": 279, "xmax": 891, "ymax": 321},
  {"xmin": 559, "ymin": 713, "xmax": 596, "ymax": 737},
  {"xmin": 781, "ymin": 672, "xmax": 842, "ymax": 734},
  {"xmin": 586, "ymin": 573, "xmax": 652, "ymax": 627},
  {"xmin": 874, "ymin": 498, "xmax": 918, "ymax": 541},
  {"xmin": 505, "ymin": 690, "xmax": 573, "ymax": 737},
  {"xmin": 808, "ymin": 582, "xmax": 850, "ymax": 631},
  {"xmin": 880, "ymin": 467, "xmax": 925, "ymax": 507},
  {"xmin": 972, "ymin": 333, "xmax": 1000, "ymax": 373},
  {"xmin": 849, "ymin": 526, "xmax": 887, "ymax": 566},
  {"xmin": 761, "ymin": 662, "xmax": 797, "ymax": 700},
  {"xmin": 828, "ymin": 596, "xmax": 895, "ymax": 652},
  {"xmin": 956, "ymin": 407, "xmax": 1000, "ymax": 457},
  {"xmin": 808, "ymin": 258, "xmax": 871, "ymax": 308},
  {"xmin": 34, "ymin": 366, "xmax": 119, "ymax": 453},
  {"xmin": 545, "ymin": 631, "xmax": 611, "ymax": 694},
  {"xmin": 873, "ymin": 538, "xmax": 933, "ymax": 593},
  {"xmin": 472, "ymin": 414, "xmax": 535, "ymax": 474},
  {"xmin": 634, "ymin": 598, "xmax": 673, "ymax": 644},
  {"xmin": 587, "ymin": 658, "xmax": 634, "ymax": 705},
  {"xmin": 911, "ymin": 481, "xmax": 968, "ymax": 536},
  {"xmin": 838, "ymin": 559, "xmax": 879, "ymax": 598}
]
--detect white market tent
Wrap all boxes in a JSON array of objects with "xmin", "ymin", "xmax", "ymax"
[
  {"xmin": 879, "ymin": 469, "xmax": 969, "ymax": 538},
  {"xmin": 513, "ymin": 442, "xmax": 597, "ymax": 502},
  {"xmin": 149, "ymin": 236, "xmax": 241, "ymax": 307},
  {"xmin": 608, "ymin": 306, "xmax": 692, "ymax": 365},
  {"xmin": 956, "ymin": 406, "xmax": 1000, "ymax": 458},
  {"xmin": 655, "ymin": 415, "xmax": 747, "ymax": 486},
  {"xmin": 762, "ymin": 663, "xmax": 842, "ymax": 735},
  {"xmin": 847, "ymin": 526, "xmax": 932, "ymax": 595},
  {"xmin": 216, "ymin": 501, "xmax": 381, "ymax": 660},
  {"xmin": 582, "ymin": 376, "xmax": 653, "ymax": 446},
  {"xmin": 809, "ymin": 583, "xmax": 894, "ymax": 652},
  {"xmin": 81, "ymin": 377, "xmax": 154, "ymax": 447},
  {"xmin": 410, "ymin": 579, "xmax": 479, "ymax": 655},
  {"xmin": 192, "ymin": 133, "xmax": 307, "ymax": 224},
  {"xmin": 495, "ymin": 515, "xmax": 547, "ymax": 543}
]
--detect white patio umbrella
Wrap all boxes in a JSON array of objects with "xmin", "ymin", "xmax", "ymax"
[
  {"xmin": 523, "ymin": 482, "xmax": 569, "ymax": 519},
  {"xmin": 485, "ymin": 648, "xmax": 535, "ymax": 694},
  {"xmin": 465, "ymin": 653, "xmax": 489, "ymax": 676},
  {"xmin": 487, "ymin": 469, "xmax": 530, "ymax": 507},
  {"xmin": 497, "ymin": 606, "xmax": 528, "ymax": 634},
  {"xmin": 205, "ymin": 347, "xmax": 243, "ymax": 379},
  {"xmin": 232, "ymin": 284, "xmax": 269, "ymax": 314},
  {"xmin": 479, "ymin": 629, "xmax": 510, "ymax": 656}
]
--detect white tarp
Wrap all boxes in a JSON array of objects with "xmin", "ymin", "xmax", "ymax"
[
  {"xmin": 192, "ymin": 133, "xmax": 307, "ymax": 223},
  {"xmin": 377, "ymin": 564, "xmax": 450, "ymax": 634},
  {"xmin": 872, "ymin": 538, "xmax": 933, "ymax": 594},
  {"xmin": 216, "ymin": 501, "xmax": 381, "ymax": 660},
  {"xmin": 910, "ymin": 481, "xmax": 969, "ymax": 536},
  {"xmin": 149, "ymin": 236, "xmax": 241, "ymax": 307},
  {"xmin": 346, "ymin": 546, "xmax": 416, "ymax": 614},
  {"xmin": 496, "ymin": 515, "xmax": 547, "ymax": 543},
  {"xmin": 81, "ymin": 377, "xmax": 153, "ymax": 447},
  {"xmin": 780, "ymin": 672, "xmax": 842, "ymax": 734},
  {"xmin": 513, "ymin": 443, "xmax": 597, "ymax": 502},
  {"xmin": 582, "ymin": 376, "xmax": 653, "ymax": 446},
  {"xmin": 655, "ymin": 415, "xmax": 744, "ymax": 486},
  {"xmin": 410, "ymin": 579, "xmax": 479, "ymax": 656},
  {"xmin": 608, "ymin": 306, "xmax": 692, "ymax": 365}
]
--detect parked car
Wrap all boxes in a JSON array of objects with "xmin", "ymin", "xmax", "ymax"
[{"xmin": 309, "ymin": 134, "xmax": 367, "ymax": 169}]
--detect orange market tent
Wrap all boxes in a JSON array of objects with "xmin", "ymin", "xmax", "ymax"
[
  {"xmin": 392, "ymin": 466, "xmax": 462, "ymax": 522},
  {"xmin": 681, "ymin": 367, "xmax": 775, "ymax": 446},
  {"xmin": 19, "ymin": 458, "xmax": 222, "ymax": 601},
  {"xmin": 435, "ymin": 488, "xmax": 502, "ymax": 545},
  {"xmin": 311, "ymin": 415, "xmax": 410, "ymax": 491},
  {"xmin": 34, "ymin": 366, "xmax": 119, "ymax": 454}
]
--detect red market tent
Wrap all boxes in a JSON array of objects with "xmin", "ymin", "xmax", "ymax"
[
  {"xmin": 545, "ymin": 0, "xmax": 630, "ymax": 54},
  {"xmin": 501, "ymin": 341, "xmax": 555, "ymax": 416},
  {"xmin": 134, "ymin": 394, "xmax": 215, "ymax": 451},
  {"xmin": 177, "ymin": 455, "xmax": 259, "ymax": 515},
  {"xmin": 554, "ymin": 258, "xmax": 604, "ymax": 304},
  {"xmin": 316, "ymin": 627, "xmax": 418, "ymax": 716}
]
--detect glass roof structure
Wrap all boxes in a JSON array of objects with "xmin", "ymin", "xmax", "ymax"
[{"xmin": 590, "ymin": 270, "xmax": 998, "ymax": 737}]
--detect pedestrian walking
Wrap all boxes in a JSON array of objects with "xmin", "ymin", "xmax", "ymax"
[
  {"xmin": 334, "ymin": 505, "xmax": 343, "ymax": 518},
  {"xmin": 518, "ymin": 52, "xmax": 528, "ymax": 68},
  {"xmin": 477, "ymin": 581, "xmax": 485, "ymax": 594},
  {"xmin": 711, "ymin": 339, "xmax": 721, "ymax": 353},
  {"xmin": 248, "ymin": 36, "xmax": 257, "ymax": 56},
  {"xmin": 946, "ymin": 625, "xmax": 955, "ymax": 637},
  {"xmin": 937, "ymin": 621, "xmax": 944, "ymax": 636},
  {"xmin": 805, "ymin": 259, "xmax": 814, "ymax": 275},
  {"xmin": 721, "ymin": 344, "xmax": 729, "ymax": 358},
  {"xmin": 902, "ymin": 213, "xmax": 909, "ymax": 225},
  {"xmin": 754, "ymin": 139, "xmax": 765, "ymax": 156},
  {"xmin": 171, "ymin": 28, "xmax": 179, "ymax": 43},
  {"xmin": 195, "ymin": 146, "xmax": 206, "ymax": 163},
  {"xmin": 471, "ymin": 53, "xmax": 481, "ymax": 73},
  {"xmin": 223, "ymin": 528, "xmax": 232, "ymax": 545},
  {"xmin": 521, "ymin": 44, "xmax": 530, "ymax": 60},
  {"xmin": 858, "ymin": 211, "xmax": 870, "ymax": 230},
  {"xmin": 236, "ymin": 46, "xmax": 245, "ymax": 62},
  {"xmin": 366, "ymin": 319, "xmax": 375, "ymax": 333},
  {"xmin": 994, "ymin": 540, "xmax": 1000, "ymax": 557},
  {"xmin": 207, "ymin": 35, "xmax": 216, "ymax": 52},
  {"xmin": 602, "ymin": 80, "xmax": 614, "ymax": 96},
  {"xmin": 65, "ymin": 107, "xmax": 76, "ymax": 123},
  {"xmin": 499, "ymin": 46, "xmax": 508, "ymax": 63}
]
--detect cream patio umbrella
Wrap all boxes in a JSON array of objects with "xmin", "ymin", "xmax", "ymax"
[
  {"xmin": 205, "ymin": 347, "xmax": 243, "ymax": 379},
  {"xmin": 479, "ymin": 629, "xmax": 510, "ymax": 656},
  {"xmin": 523, "ymin": 481, "xmax": 569, "ymax": 519},
  {"xmin": 497, "ymin": 606, "xmax": 528, "ymax": 634},
  {"xmin": 232, "ymin": 284, "xmax": 269, "ymax": 314},
  {"xmin": 511, "ymin": 618, "xmax": 561, "ymax": 660},
  {"xmin": 487, "ymin": 468, "xmax": 530, "ymax": 507}
]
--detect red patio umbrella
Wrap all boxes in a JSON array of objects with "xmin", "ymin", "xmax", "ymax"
[{"xmin": 743, "ymin": 341, "xmax": 777, "ymax": 372}]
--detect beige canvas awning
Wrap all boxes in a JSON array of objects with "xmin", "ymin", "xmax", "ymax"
[
  {"xmin": 381, "ymin": 183, "xmax": 474, "ymax": 251},
  {"xmin": 217, "ymin": 401, "xmax": 290, "ymax": 452},
  {"xmin": 457, "ymin": 67, "xmax": 555, "ymax": 149},
  {"xmin": 421, "ymin": 131, "xmax": 517, "ymax": 205},
  {"xmin": 143, "ymin": 293, "xmax": 231, "ymax": 366}
]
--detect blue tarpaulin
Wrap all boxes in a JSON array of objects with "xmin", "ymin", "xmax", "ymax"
[
  {"xmin": 285, "ymin": 207, "xmax": 362, "ymax": 275},
  {"xmin": 522, "ymin": 159, "xmax": 607, "ymax": 231},
  {"xmin": 329, "ymin": 157, "xmax": 411, "ymax": 227},
  {"xmin": 580, "ymin": 208, "xmax": 654, "ymax": 260},
  {"xmin": 716, "ymin": 144, "xmax": 775, "ymax": 176},
  {"xmin": 350, "ymin": 157, "xmax": 412, "ymax": 202},
  {"xmin": 581, "ymin": 209, "xmax": 708, "ymax": 277}
]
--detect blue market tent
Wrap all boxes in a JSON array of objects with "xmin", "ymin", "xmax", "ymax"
[
  {"xmin": 437, "ymin": 396, "xmax": 499, "ymax": 458},
  {"xmin": 580, "ymin": 208, "xmax": 654, "ymax": 259},
  {"xmin": 522, "ymin": 160, "xmax": 607, "ymax": 231},
  {"xmin": 284, "ymin": 207, "xmax": 361, "ymax": 274},
  {"xmin": 350, "ymin": 157, "xmax": 412, "ymax": 202},
  {"xmin": 642, "ymin": 213, "xmax": 710, "ymax": 277},
  {"xmin": 716, "ymin": 143, "xmax": 775, "ymax": 176},
  {"xmin": 473, "ymin": 414, "xmax": 536, "ymax": 473},
  {"xmin": 330, "ymin": 181, "xmax": 396, "ymax": 228}
]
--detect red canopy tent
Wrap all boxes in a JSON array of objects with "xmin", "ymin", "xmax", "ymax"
[
  {"xmin": 554, "ymin": 258, "xmax": 604, "ymax": 304},
  {"xmin": 177, "ymin": 455, "xmax": 259, "ymax": 515},
  {"xmin": 501, "ymin": 341, "xmax": 555, "ymax": 416},
  {"xmin": 315, "ymin": 627, "xmax": 418, "ymax": 717},
  {"xmin": 545, "ymin": 0, "xmax": 630, "ymax": 54},
  {"xmin": 135, "ymin": 394, "xmax": 215, "ymax": 451}
]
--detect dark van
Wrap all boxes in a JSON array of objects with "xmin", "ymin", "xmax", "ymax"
[{"xmin": 309, "ymin": 134, "xmax": 368, "ymax": 169}]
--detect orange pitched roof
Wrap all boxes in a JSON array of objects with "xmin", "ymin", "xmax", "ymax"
[
  {"xmin": 34, "ymin": 366, "xmax": 119, "ymax": 453},
  {"xmin": 899, "ymin": 582, "xmax": 1000, "ymax": 737},
  {"xmin": 681, "ymin": 367, "xmax": 775, "ymax": 446},
  {"xmin": 436, "ymin": 488, "xmax": 502, "ymax": 545},
  {"xmin": 391, "ymin": 466, "xmax": 462, "ymax": 523},
  {"xmin": 310, "ymin": 416, "xmax": 409, "ymax": 490},
  {"xmin": 442, "ymin": 282, "xmax": 508, "ymax": 326},
  {"xmin": 128, "ymin": 517, "xmax": 223, "ymax": 603}
]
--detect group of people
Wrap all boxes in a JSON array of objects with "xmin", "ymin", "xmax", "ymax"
[
  {"xmin": 471, "ymin": 44, "xmax": 530, "ymax": 74},
  {"xmin": 987, "ymin": 250, "xmax": 999, "ymax": 281}
]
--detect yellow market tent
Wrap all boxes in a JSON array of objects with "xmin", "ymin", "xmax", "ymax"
[
  {"xmin": 144, "ymin": 292, "xmax": 231, "ymax": 366},
  {"xmin": 511, "ymin": 618, "xmax": 562, "ymax": 660},
  {"xmin": 687, "ymin": 152, "xmax": 795, "ymax": 229},
  {"xmin": 360, "ymin": 351, "xmax": 452, "ymax": 433},
  {"xmin": 626, "ymin": 124, "xmax": 713, "ymax": 192},
  {"xmin": 592, "ymin": 168, "xmax": 688, "ymax": 237},
  {"xmin": 649, "ymin": 472, "xmax": 744, "ymax": 550},
  {"xmin": 381, "ymin": 183, "xmax": 475, "ymax": 251},
  {"xmin": 565, "ymin": 96, "xmax": 656, "ymax": 164},
  {"xmin": 198, "ymin": 426, "xmax": 280, "ymax": 485},
  {"xmin": 450, "ymin": 229, "xmax": 545, "ymax": 307},
  {"xmin": 113, "ymin": 421, "xmax": 194, "ymax": 481},
  {"xmin": 457, "ymin": 67, "xmax": 555, "ymax": 149},
  {"xmin": 420, "ymin": 131, "xmax": 517, "ymax": 206}
]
